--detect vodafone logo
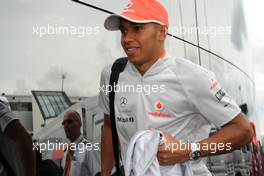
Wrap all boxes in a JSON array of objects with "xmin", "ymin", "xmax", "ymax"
[
  {"xmin": 149, "ymin": 101, "xmax": 175, "ymax": 118},
  {"xmin": 154, "ymin": 101, "xmax": 164, "ymax": 111},
  {"xmin": 124, "ymin": 1, "xmax": 133, "ymax": 10},
  {"xmin": 123, "ymin": 1, "xmax": 135, "ymax": 13}
]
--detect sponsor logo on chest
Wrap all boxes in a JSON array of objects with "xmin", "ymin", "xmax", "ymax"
[
  {"xmin": 117, "ymin": 116, "xmax": 135, "ymax": 123},
  {"xmin": 148, "ymin": 101, "xmax": 175, "ymax": 118}
]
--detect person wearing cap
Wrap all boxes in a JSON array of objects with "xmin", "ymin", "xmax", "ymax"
[
  {"xmin": 99, "ymin": 0, "xmax": 253, "ymax": 175},
  {"xmin": 0, "ymin": 98, "xmax": 36, "ymax": 176},
  {"xmin": 61, "ymin": 110, "xmax": 100, "ymax": 176}
]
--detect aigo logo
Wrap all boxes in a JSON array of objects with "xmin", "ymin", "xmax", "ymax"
[
  {"xmin": 210, "ymin": 79, "xmax": 218, "ymax": 90},
  {"xmin": 154, "ymin": 101, "xmax": 164, "ymax": 111}
]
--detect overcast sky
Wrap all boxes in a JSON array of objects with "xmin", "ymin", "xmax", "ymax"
[{"xmin": 0, "ymin": 0, "xmax": 263, "ymax": 135}]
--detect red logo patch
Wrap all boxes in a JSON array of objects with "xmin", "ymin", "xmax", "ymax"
[
  {"xmin": 210, "ymin": 80, "xmax": 218, "ymax": 90},
  {"xmin": 155, "ymin": 101, "xmax": 164, "ymax": 111}
]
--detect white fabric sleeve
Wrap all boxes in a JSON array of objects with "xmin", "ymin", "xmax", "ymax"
[
  {"xmin": 180, "ymin": 65, "xmax": 241, "ymax": 127},
  {"xmin": 98, "ymin": 66, "xmax": 111, "ymax": 116}
]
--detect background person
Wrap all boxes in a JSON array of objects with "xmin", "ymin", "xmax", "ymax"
[
  {"xmin": 61, "ymin": 110, "xmax": 100, "ymax": 176},
  {"xmin": 0, "ymin": 97, "xmax": 36, "ymax": 176}
]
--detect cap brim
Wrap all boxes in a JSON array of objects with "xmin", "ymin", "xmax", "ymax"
[{"xmin": 104, "ymin": 14, "xmax": 165, "ymax": 31}]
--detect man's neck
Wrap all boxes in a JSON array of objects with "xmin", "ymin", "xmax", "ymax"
[
  {"xmin": 70, "ymin": 133, "xmax": 81, "ymax": 143},
  {"xmin": 135, "ymin": 49, "xmax": 165, "ymax": 76}
]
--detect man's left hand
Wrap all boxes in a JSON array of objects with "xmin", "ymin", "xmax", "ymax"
[{"xmin": 157, "ymin": 132, "xmax": 190, "ymax": 165}]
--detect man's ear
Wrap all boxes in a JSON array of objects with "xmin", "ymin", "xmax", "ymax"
[{"xmin": 157, "ymin": 25, "xmax": 167, "ymax": 41}]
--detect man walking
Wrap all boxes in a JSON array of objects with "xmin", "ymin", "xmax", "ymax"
[{"xmin": 99, "ymin": 0, "xmax": 253, "ymax": 175}]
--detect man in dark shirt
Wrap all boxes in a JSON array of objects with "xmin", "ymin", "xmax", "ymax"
[{"xmin": 0, "ymin": 98, "xmax": 35, "ymax": 176}]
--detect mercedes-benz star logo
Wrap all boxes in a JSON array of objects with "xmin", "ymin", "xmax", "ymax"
[{"xmin": 120, "ymin": 97, "xmax": 127, "ymax": 107}]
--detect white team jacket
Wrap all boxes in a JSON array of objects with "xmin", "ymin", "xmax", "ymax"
[{"xmin": 124, "ymin": 130, "xmax": 193, "ymax": 176}]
